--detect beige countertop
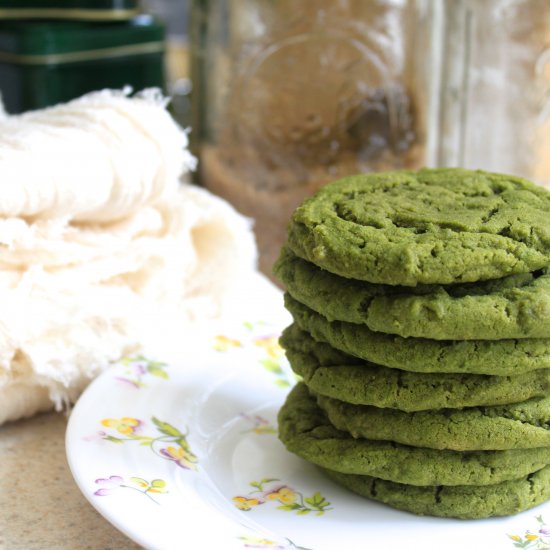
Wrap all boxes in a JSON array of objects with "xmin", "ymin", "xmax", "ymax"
[{"xmin": 0, "ymin": 412, "xmax": 141, "ymax": 549}]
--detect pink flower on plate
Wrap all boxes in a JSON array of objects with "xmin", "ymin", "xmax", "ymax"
[
  {"xmin": 82, "ymin": 430, "xmax": 107, "ymax": 443},
  {"xmin": 94, "ymin": 475, "xmax": 124, "ymax": 496}
]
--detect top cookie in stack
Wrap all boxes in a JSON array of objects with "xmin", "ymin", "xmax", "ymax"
[
  {"xmin": 274, "ymin": 168, "xmax": 550, "ymax": 519},
  {"xmin": 286, "ymin": 168, "xmax": 550, "ymax": 286}
]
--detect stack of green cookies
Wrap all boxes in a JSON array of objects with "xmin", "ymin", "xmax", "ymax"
[{"xmin": 274, "ymin": 168, "xmax": 550, "ymax": 519}]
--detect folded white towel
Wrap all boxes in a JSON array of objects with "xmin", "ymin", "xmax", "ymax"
[
  {"xmin": 0, "ymin": 87, "xmax": 196, "ymax": 222},
  {"xmin": 0, "ymin": 89, "xmax": 257, "ymax": 425}
]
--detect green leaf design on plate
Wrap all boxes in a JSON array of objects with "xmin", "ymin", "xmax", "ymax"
[
  {"xmin": 277, "ymin": 504, "xmax": 302, "ymax": 512},
  {"xmin": 304, "ymin": 492, "xmax": 330, "ymax": 509},
  {"xmin": 260, "ymin": 358, "xmax": 284, "ymax": 375},
  {"xmin": 152, "ymin": 417, "xmax": 183, "ymax": 438},
  {"xmin": 104, "ymin": 435, "xmax": 124, "ymax": 444},
  {"xmin": 175, "ymin": 436, "xmax": 191, "ymax": 452},
  {"xmin": 147, "ymin": 365, "xmax": 169, "ymax": 379}
]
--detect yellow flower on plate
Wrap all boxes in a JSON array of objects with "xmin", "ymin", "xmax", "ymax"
[
  {"xmin": 509, "ymin": 535, "xmax": 521, "ymax": 542},
  {"xmin": 238, "ymin": 536, "xmax": 280, "ymax": 547},
  {"xmin": 265, "ymin": 486, "xmax": 297, "ymax": 505},
  {"xmin": 526, "ymin": 533, "xmax": 539, "ymax": 541},
  {"xmin": 253, "ymin": 425, "xmax": 277, "ymax": 435},
  {"xmin": 214, "ymin": 335, "xmax": 242, "ymax": 351},
  {"xmin": 254, "ymin": 336, "xmax": 283, "ymax": 359},
  {"xmin": 100, "ymin": 417, "xmax": 141, "ymax": 435},
  {"xmin": 233, "ymin": 496, "xmax": 263, "ymax": 511},
  {"xmin": 132, "ymin": 478, "xmax": 149, "ymax": 488}
]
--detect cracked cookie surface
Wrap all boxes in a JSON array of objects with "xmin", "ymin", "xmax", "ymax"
[{"xmin": 286, "ymin": 168, "xmax": 550, "ymax": 286}]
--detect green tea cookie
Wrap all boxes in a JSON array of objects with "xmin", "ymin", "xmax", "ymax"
[
  {"xmin": 322, "ymin": 465, "xmax": 550, "ymax": 519},
  {"xmin": 287, "ymin": 168, "xmax": 550, "ymax": 286},
  {"xmin": 281, "ymin": 324, "xmax": 550, "ymax": 411},
  {"xmin": 286, "ymin": 294, "xmax": 550, "ymax": 375},
  {"xmin": 276, "ymin": 247, "xmax": 550, "ymax": 340},
  {"xmin": 279, "ymin": 384, "xmax": 550, "ymax": 486},
  {"xmin": 316, "ymin": 392, "xmax": 550, "ymax": 451},
  {"xmin": 368, "ymin": 274, "xmax": 550, "ymax": 340}
]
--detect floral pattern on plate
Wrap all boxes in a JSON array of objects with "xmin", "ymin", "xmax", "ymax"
[
  {"xmin": 233, "ymin": 478, "xmax": 332, "ymax": 517},
  {"xmin": 240, "ymin": 414, "xmax": 277, "ymax": 435},
  {"xmin": 114, "ymin": 355, "xmax": 169, "ymax": 388},
  {"xmin": 94, "ymin": 475, "xmax": 168, "ymax": 505},
  {"xmin": 89, "ymin": 416, "xmax": 198, "ymax": 471},
  {"xmin": 237, "ymin": 534, "xmax": 311, "ymax": 550},
  {"xmin": 509, "ymin": 515, "xmax": 550, "ymax": 548},
  {"xmin": 213, "ymin": 321, "xmax": 295, "ymax": 388}
]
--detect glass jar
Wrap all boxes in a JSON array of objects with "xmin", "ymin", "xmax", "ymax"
[
  {"xmin": 190, "ymin": 0, "xmax": 434, "ymax": 277},
  {"xmin": 434, "ymin": 0, "xmax": 550, "ymax": 188}
]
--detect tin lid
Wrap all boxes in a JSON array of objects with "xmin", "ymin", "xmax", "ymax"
[
  {"xmin": 0, "ymin": 0, "xmax": 139, "ymax": 21},
  {"xmin": 0, "ymin": 15, "xmax": 164, "ymax": 65}
]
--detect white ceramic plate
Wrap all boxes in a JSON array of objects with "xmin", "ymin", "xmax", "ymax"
[{"xmin": 66, "ymin": 289, "xmax": 550, "ymax": 550}]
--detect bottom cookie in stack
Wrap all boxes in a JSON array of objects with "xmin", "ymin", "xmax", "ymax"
[
  {"xmin": 279, "ymin": 383, "xmax": 550, "ymax": 519},
  {"xmin": 322, "ymin": 467, "xmax": 550, "ymax": 520}
]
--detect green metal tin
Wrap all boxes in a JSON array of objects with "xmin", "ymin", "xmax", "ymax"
[
  {"xmin": 0, "ymin": 16, "xmax": 165, "ymax": 113},
  {"xmin": 0, "ymin": 0, "xmax": 139, "ymax": 21}
]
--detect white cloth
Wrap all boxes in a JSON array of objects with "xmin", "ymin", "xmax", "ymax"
[{"xmin": 0, "ymin": 89, "xmax": 257, "ymax": 425}]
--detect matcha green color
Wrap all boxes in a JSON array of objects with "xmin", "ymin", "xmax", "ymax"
[
  {"xmin": 281, "ymin": 324, "xmax": 550, "ymax": 410},
  {"xmin": 279, "ymin": 384, "xmax": 550, "ymax": 486},
  {"xmin": 275, "ymin": 247, "xmax": 550, "ymax": 340},
  {"xmin": 316, "ymin": 392, "xmax": 550, "ymax": 451},
  {"xmin": 286, "ymin": 294, "xmax": 550, "ymax": 375},
  {"xmin": 286, "ymin": 169, "xmax": 550, "ymax": 286},
  {"xmin": 322, "ymin": 465, "xmax": 550, "ymax": 519}
]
